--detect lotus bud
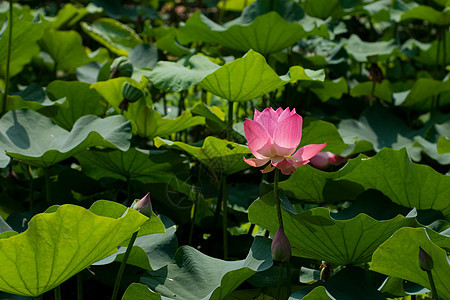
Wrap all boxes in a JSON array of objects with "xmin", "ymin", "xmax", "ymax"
[
  {"xmin": 310, "ymin": 152, "xmax": 347, "ymax": 170},
  {"xmin": 271, "ymin": 226, "xmax": 291, "ymax": 262},
  {"xmin": 119, "ymin": 82, "xmax": 144, "ymax": 111},
  {"xmin": 110, "ymin": 56, "xmax": 133, "ymax": 78},
  {"xmin": 418, "ymin": 247, "xmax": 433, "ymax": 271},
  {"xmin": 133, "ymin": 192, "xmax": 153, "ymax": 218}
]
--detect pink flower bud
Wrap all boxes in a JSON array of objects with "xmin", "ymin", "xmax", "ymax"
[
  {"xmin": 418, "ymin": 247, "xmax": 433, "ymax": 271},
  {"xmin": 133, "ymin": 192, "xmax": 153, "ymax": 217},
  {"xmin": 310, "ymin": 152, "xmax": 347, "ymax": 170},
  {"xmin": 271, "ymin": 226, "xmax": 291, "ymax": 262}
]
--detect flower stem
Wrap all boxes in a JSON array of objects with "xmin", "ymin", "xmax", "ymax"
[
  {"xmin": 111, "ymin": 230, "xmax": 139, "ymax": 300},
  {"xmin": 426, "ymin": 270, "xmax": 439, "ymax": 300},
  {"xmin": 77, "ymin": 273, "xmax": 83, "ymax": 300},
  {"xmin": 44, "ymin": 167, "xmax": 51, "ymax": 202},
  {"xmin": 274, "ymin": 168, "xmax": 283, "ymax": 230},
  {"xmin": 227, "ymin": 100, "xmax": 233, "ymax": 141},
  {"xmin": 221, "ymin": 174, "xmax": 228, "ymax": 259},
  {"xmin": 54, "ymin": 285, "xmax": 61, "ymax": 300},
  {"xmin": 2, "ymin": 0, "xmax": 13, "ymax": 115},
  {"xmin": 276, "ymin": 263, "xmax": 283, "ymax": 299}
]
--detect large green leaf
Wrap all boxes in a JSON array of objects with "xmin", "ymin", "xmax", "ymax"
[
  {"xmin": 48, "ymin": 3, "xmax": 90, "ymax": 29},
  {"xmin": 393, "ymin": 78, "xmax": 450, "ymax": 111},
  {"xmin": 81, "ymin": 18, "xmax": 142, "ymax": 56},
  {"xmin": 248, "ymin": 191, "xmax": 417, "ymax": 265},
  {"xmin": 0, "ymin": 92, "xmax": 66, "ymax": 116},
  {"xmin": 279, "ymin": 155, "xmax": 366, "ymax": 204},
  {"xmin": 0, "ymin": 109, "xmax": 131, "ymax": 167},
  {"xmin": 343, "ymin": 35, "xmax": 400, "ymax": 62},
  {"xmin": 179, "ymin": 11, "xmax": 307, "ymax": 54},
  {"xmin": 338, "ymin": 105, "xmax": 424, "ymax": 159},
  {"xmin": 94, "ymin": 215, "xmax": 177, "ymax": 270},
  {"xmin": 88, "ymin": 200, "xmax": 165, "ymax": 239},
  {"xmin": 299, "ymin": 118, "xmax": 347, "ymax": 155},
  {"xmin": 148, "ymin": 50, "xmax": 324, "ymax": 101},
  {"xmin": 39, "ymin": 29, "xmax": 92, "ymax": 72},
  {"xmin": 437, "ymin": 136, "xmax": 450, "ymax": 154},
  {"xmin": 0, "ymin": 203, "xmax": 148, "ymax": 297},
  {"xmin": 339, "ymin": 148, "xmax": 450, "ymax": 214},
  {"xmin": 92, "ymin": 78, "xmax": 205, "ymax": 137},
  {"xmin": 154, "ymin": 136, "xmax": 250, "ymax": 175},
  {"xmin": 370, "ymin": 227, "xmax": 450, "ymax": 299},
  {"xmin": 401, "ymin": 5, "xmax": 450, "ymax": 25},
  {"xmin": 291, "ymin": 267, "xmax": 386, "ymax": 299},
  {"xmin": 44, "ymin": 80, "xmax": 108, "ymax": 130},
  {"xmin": 140, "ymin": 237, "xmax": 273, "ymax": 300},
  {"xmin": 122, "ymin": 283, "xmax": 162, "ymax": 300},
  {"xmin": 75, "ymin": 148, "xmax": 190, "ymax": 191},
  {"xmin": 308, "ymin": 77, "xmax": 348, "ymax": 102},
  {"xmin": 0, "ymin": 13, "xmax": 47, "ymax": 77},
  {"xmin": 350, "ymin": 80, "xmax": 392, "ymax": 102}
]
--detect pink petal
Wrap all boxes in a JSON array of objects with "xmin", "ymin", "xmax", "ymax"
[
  {"xmin": 309, "ymin": 152, "xmax": 332, "ymax": 169},
  {"xmin": 275, "ymin": 107, "xmax": 284, "ymax": 117},
  {"xmin": 273, "ymin": 159, "xmax": 298, "ymax": 175},
  {"xmin": 254, "ymin": 109, "xmax": 261, "ymax": 120},
  {"xmin": 272, "ymin": 114, "xmax": 303, "ymax": 156},
  {"xmin": 278, "ymin": 108, "xmax": 292, "ymax": 122},
  {"xmin": 291, "ymin": 143, "xmax": 327, "ymax": 163},
  {"xmin": 256, "ymin": 108, "xmax": 278, "ymax": 137},
  {"xmin": 244, "ymin": 119, "xmax": 272, "ymax": 157},
  {"xmin": 243, "ymin": 156, "xmax": 270, "ymax": 167}
]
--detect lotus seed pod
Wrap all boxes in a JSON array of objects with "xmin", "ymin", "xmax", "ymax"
[
  {"xmin": 122, "ymin": 82, "xmax": 144, "ymax": 103},
  {"xmin": 110, "ymin": 56, "xmax": 133, "ymax": 78}
]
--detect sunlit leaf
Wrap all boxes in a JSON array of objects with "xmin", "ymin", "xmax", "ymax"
[
  {"xmin": 148, "ymin": 50, "xmax": 324, "ymax": 101},
  {"xmin": 92, "ymin": 78, "xmax": 205, "ymax": 137},
  {"xmin": 81, "ymin": 18, "xmax": 142, "ymax": 56},
  {"xmin": 44, "ymin": 80, "xmax": 108, "ymax": 130},
  {"xmin": 279, "ymin": 155, "xmax": 366, "ymax": 204},
  {"xmin": 370, "ymin": 227, "xmax": 450, "ymax": 299},
  {"xmin": 339, "ymin": 148, "xmax": 450, "ymax": 214},
  {"xmin": 154, "ymin": 136, "xmax": 250, "ymax": 175},
  {"xmin": 0, "ymin": 203, "xmax": 147, "ymax": 297},
  {"xmin": 344, "ymin": 35, "xmax": 400, "ymax": 62},
  {"xmin": 39, "ymin": 29, "xmax": 92, "ymax": 72},
  {"xmin": 0, "ymin": 109, "xmax": 131, "ymax": 167},
  {"xmin": 94, "ymin": 215, "xmax": 177, "ymax": 270},
  {"xmin": 401, "ymin": 5, "xmax": 450, "ymax": 25},
  {"xmin": 140, "ymin": 237, "xmax": 273, "ymax": 300},
  {"xmin": 179, "ymin": 11, "xmax": 307, "ymax": 54},
  {"xmin": 76, "ymin": 148, "xmax": 190, "ymax": 190},
  {"xmin": 338, "ymin": 105, "xmax": 424, "ymax": 159},
  {"xmin": 248, "ymin": 191, "xmax": 417, "ymax": 265},
  {"xmin": 0, "ymin": 13, "xmax": 47, "ymax": 77}
]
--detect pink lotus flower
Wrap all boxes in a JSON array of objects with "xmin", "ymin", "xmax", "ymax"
[
  {"xmin": 309, "ymin": 151, "xmax": 347, "ymax": 170},
  {"xmin": 243, "ymin": 107, "xmax": 327, "ymax": 175}
]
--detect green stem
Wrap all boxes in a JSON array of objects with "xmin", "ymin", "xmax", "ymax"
[
  {"xmin": 2, "ymin": 0, "xmax": 13, "ymax": 115},
  {"xmin": 227, "ymin": 101, "xmax": 233, "ymax": 141},
  {"xmin": 44, "ymin": 167, "xmax": 51, "ymax": 203},
  {"xmin": 369, "ymin": 81, "xmax": 376, "ymax": 106},
  {"xmin": 111, "ymin": 231, "xmax": 139, "ymax": 300},
  {"xmin": 286, "ymin": 262, "xmax": 291, "ymax": 297},
  {"xmin": 274, "ymin": 168, "xmax": 283, "ymax": 230},
  {"xmin": 276, "ymin": 263, "xmax": 283, "ymax": 299},
  {"xmin": 77, "ymin": 273, "xmax": 83, "ymax": 300},
  {"xmin": 54, "ymin": 285, "xmax": 61, "ymax": 300},
  {"xmin": 426, "ymin": 270, "xmax": 439, "ymax": 300},
  {"xmin": 221, "ymin": 175, "xmax": 228, "ymax": 259}
]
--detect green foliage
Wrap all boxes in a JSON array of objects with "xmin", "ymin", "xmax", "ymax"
[{"xmin": 0, "ymin": 0, "xmax": 448, "ymax": 299}]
